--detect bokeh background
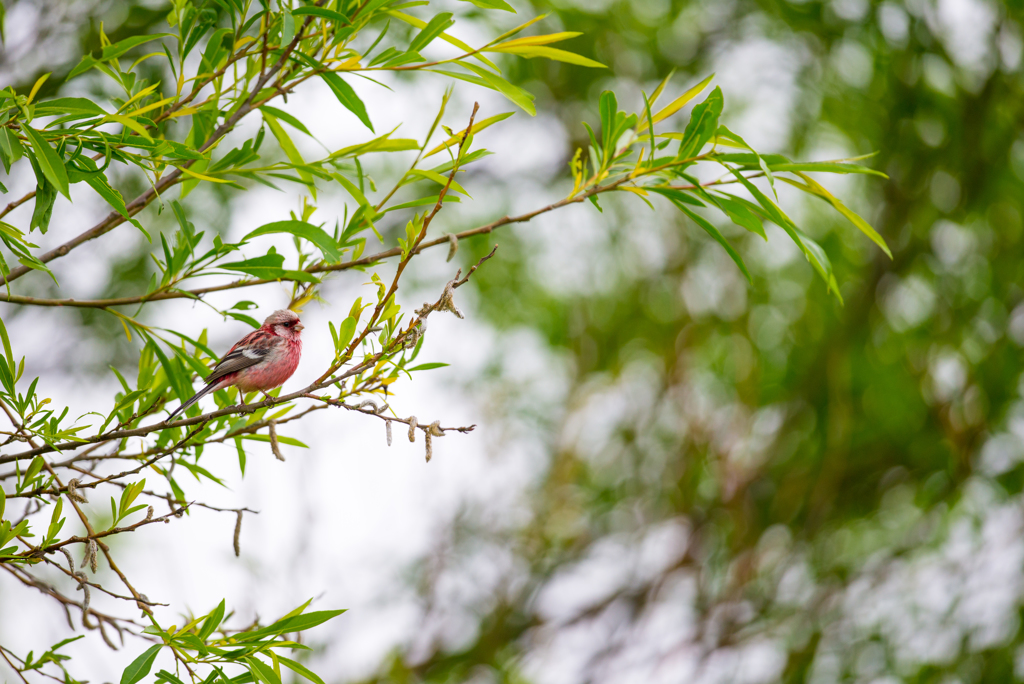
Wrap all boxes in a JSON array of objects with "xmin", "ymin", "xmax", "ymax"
[{"xmin": 3, "ymin": 0, "xmax": 1024, "ymax": 682}]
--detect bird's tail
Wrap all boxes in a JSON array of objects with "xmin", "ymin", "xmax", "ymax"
[{"xmin": 166, "ymin": 382, "xmax": 218, "ymax": 422}]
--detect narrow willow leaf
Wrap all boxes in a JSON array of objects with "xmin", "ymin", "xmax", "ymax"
[
  {"xmin": 423, "ymin": 111, "xmax": 513, "ymax": 157},
  {"xmin": 676, "ymin": 204, "xmax": 752, "ymax": 284},
  {"xmin": 716, "ymin": 124, "xmax": 775, "ymax": 199},
  {"xmin": 33, "ymin": 97, "xmax": 107, "ymax": 117},
  {"xmin": 30, "ymin": 178, "xmax": 56, "ymax": 233},
  {"xmin": 638, "ymin": 73, "xmax": 714, "ymax": 132},
  {"xmin": 259, "ymin": 106, "xmax": 312, "ymax": 137},
  {"xmin": 291, "ymin": 7, "xmax": 350, "ymax": 24},
  {"xmin": 387, "ymin": 10, "xmax": 501, "ymax": 71},
  {"xmin": 724, "ymin": 167, "xmax": 840, "ymax": 298},
  {"xmin": 459, "ymin": 63, "xmax": 536, "ymax": 115},
  {"xmin": 336, "ymin": 317, "xmax": 357, "ymax": 349},
  {"xmin": 767, "ymin": 161, "xmax": 888, "ymax": 178},
  {"xmin": 22, "ymin": 126, "xmax": 69, "ymax": 198},
  {"xmin": 263, "ymin": 112, "xmax": 315, "ymax": 197},
  {"xmin": 459, "ymin": 0, "xmax": 516, "ymax": 11},
  {"xmin": 244, "ymin": 221, "xmax": 341, "ymax": 262},
  {"xmin": 220, "ymin": 253, "xmax": 286, "ymax": 279},
  {"xmin": 485, "ymin": 45, "xmax": 605, "ymax": 68},
  {"xmin": 648, "ymin": 68, "xmax": 676, "ymax": 108},
  {"xmin": 177, "ymin": 166, "xmax": 232, "ymax": 183},
  {"xmin": 320, "ymin": 72, "xmax": 374, "ymax": 132},
  {"xmin": 677, "ymin": 87, "xmax": 723, "ymax": 160},
  {"xmin": 712, "ymin": 193, "xmax": 766, "ymax": 240},
  {"xmin": 120, "ymin": 645, "xmax": 162, "ymax": 684},
  {"xmin": 495, "ymin": 32, "xmax": 582, "ymax": 48},
  {"xmin": 783, "ymin": 173, "xmax": 892, "ymax": 258},
  {"xmin": 26, "ymin": 73, "xmax": 50, "ymax": 105},
  {"xmin": 101, "ymin": 34, "xmax": 173, "ymax": 61},
  {"xmin": 406, "ymin": 169, "xmax": 470, "ymax": 197},
  {"xmin": 277, "ymin": 655, "xmax": 326, "ymax": 684},
  {"xmin": 102, "ymin": 114, "xmax": 154, "ymax": 141},
  {"xmin": 409, "ymin": 13, "xmax": 454, "ymax": 53}
]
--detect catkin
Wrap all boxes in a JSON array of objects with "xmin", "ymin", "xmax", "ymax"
[
  {"xmin": 407, "ymin": 416, "xmax": 418, "ymax": 442},
  {"xmin": 233, "ymin": 511, "xmax": 243, "ymax": 557},
  {"xmin": 87, "ymin": 539, "xmax": 98, "ymax": 574},
  {"xmin": 66, "ymin": 478, "xmax": 88, "ymax": 504},
  {"xmin": 386, "ymin": 420, "xmax": 393, "ymax": 446},
  {"xmin": 446, "ymin": 233, "xmax": 459, "ymax": 262},
  {"xmin": 425, "ymin": 431, "xmax": 433, "ymax": 463},
  {"xmin": 269, "ymin": 420, "xmax": 285, "ymax": 461}
]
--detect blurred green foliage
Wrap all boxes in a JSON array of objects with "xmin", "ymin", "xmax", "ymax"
[{"xmin": 369, "ymin": 1, "xmax": 1024, "ymax": 682}]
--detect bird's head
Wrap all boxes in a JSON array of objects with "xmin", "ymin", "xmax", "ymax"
[{"xmin": 263, "ymin": 309, "xmax": 304, "ymax": 339}]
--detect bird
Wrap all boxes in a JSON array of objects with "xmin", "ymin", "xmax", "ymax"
[{"xmin": 166, "ymin": 309, "xmax": 304, "ymax": 421}]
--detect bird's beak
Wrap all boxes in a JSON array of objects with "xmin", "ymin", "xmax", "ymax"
[{"xmin": 294, "ymin": 323, "xmax": 304, "ymax": 332}]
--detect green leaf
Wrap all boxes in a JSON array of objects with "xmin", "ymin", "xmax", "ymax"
[
  {"xmin": 409, "ymin": 13, "xmax": 454, "ymax": 53},
  {"xmin": 677, "ymin": 86, "xmax": 723, "ymax": 161},
  {"xmin": 409, "ymin": 362, "xmax": 449, "ymax": 371},
  {"xmin": 459, "ymin": 0, "xmax": 516, "ymax": 11},
  {"xmin": 24, "ymin": 456, "xmax": 45, "ymax": 484},
  {"xmin": 277, "ymin": 656, "xmax": 325, "ymax": 684},
  {"xmin": 320, "ymin": 72, "xmax": 374, "ymax": 132},
  {"xmin": 198, "ymin": 600, "xmax": 226, "ymax": 640},
  {"xmin": 120, "ymin": 645, "xmax": 162, "ymax": 684},
  {"xmin": 33, "ymin": 98, "xmax": 107, "ymax": 117},
  {"xmin": 712, "ymin": 194, "xmax": 766, "ymax": 240},
  {"xmin": 246, "ymin": 657, "xmax": 281, "ymax": 684},
  {"xmin": 782, "ymin": 174, "xmax": 892, "ymax": 259},
  {"xmin": 244, "ymin": 221, "xmax": 341, "ymax": 262},
  {"xmin": 765, "ymin": 161, "xmax": 888, "ymax": 178},
  {"xmin": 150, "ymin": 342, "xmax": 194, "ymax": 405},
  {"xmin": 22, "ymin": 126, "xmax": 69, "ymax": 198},
  {"xmin": 30, "ymin": 179, "xmax": 56, "ymax": 234},
  {"xmin": 291, "ymin": 7, "xmax": 351, "ymax": 24},
  {"xmin": 101, "ymin": 34, "xmax": 173, "ymax": 61},
  {"xmin": 102, "ymin": 114, "xmax": 154, "ymax": 141},
  {"xmin": 723, "ymin": 167, "xmax": 840, "ymax": 298},
  {"xmin": 262, "ymin": 113, "xmax": 315, "ymax": 197},
  {"xmin": 716, "ymin": 124, "xmax": 775, "ymax": 199},
  {"xmin": 240, "ymin": 610, "xmax": 346, "ymax": 641},
  {"xmin": 242, "ymin": 434, "xmax": 309, "ymax": 448},
  {"xmin": 486, "ymin": 45, "xmax": 605, "ymax": 68},
  {"xmin": 458, "ymin": 63, "xmax": 536, "ymax": 115},
  {"xmin": 281, "ymin": 10, "xmax": 296, "ymax": 46},
  {"xmin": 258, "ymin": 106, "xmax": 312, "ymax": 137},
  {"xmin": 676, "ymin": 204, "xmax": 751, "ymax": 284},
  {"xmin": 639, "ymin": 73, "xmax": 715, "ymax": 132},
  {"xmin": 336, "ymin": 316, "xmax": 357, "ymax": 350},
  {"xmin": 220, "ymin": 253, "xmax": 286, "ymax": 279}
]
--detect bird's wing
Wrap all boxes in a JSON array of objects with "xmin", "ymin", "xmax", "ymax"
[{"xmin": 204, "ymin": 330, "xmax": 277, "ymax": 385}]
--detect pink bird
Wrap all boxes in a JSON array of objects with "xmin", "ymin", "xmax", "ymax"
[{"xmin": 167, "ymin": 309, "xmax": 304, "ymax": 420}]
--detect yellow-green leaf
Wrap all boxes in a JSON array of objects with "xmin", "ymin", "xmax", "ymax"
[
  {"xmin": 263, "ymin": 112, "xmax": 315, "ymax": 198},
  {"xmin": 784, "ymin": 173, "xmax": 892, "ymax": 259},
  {"xmin": 423, "ymin": 111, "xmax": 514, "ymax": 157},
  {"xmin": 637, "ymin": 73, "xmax": 714, "ymax": 133},
  {"xmin": 485, "ymin": 45, "xmax": 605, "ymax": 68},
  {"xmin": 102, "ymin": 114, "xmax": 154, "ymax": 141}
]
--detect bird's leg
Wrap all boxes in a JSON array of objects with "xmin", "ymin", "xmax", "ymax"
[{"xmin": 259, "ymin": 390, "xmax": 275, "ymax": 405}]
